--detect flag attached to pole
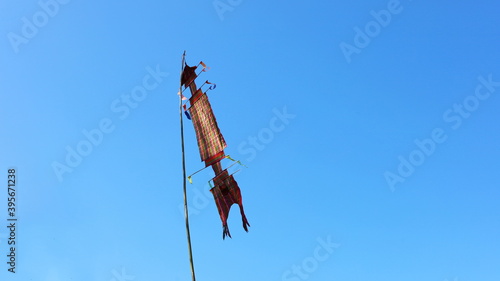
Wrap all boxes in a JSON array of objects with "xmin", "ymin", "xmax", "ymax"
[{"xmin": 182, "ymin": 61, "xmax": 250, "ymax": 239}]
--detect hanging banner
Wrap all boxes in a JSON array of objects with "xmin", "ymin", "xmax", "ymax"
[{"xmin": 189, "ymin": 89, "xmax": 227, "ymax": 166}]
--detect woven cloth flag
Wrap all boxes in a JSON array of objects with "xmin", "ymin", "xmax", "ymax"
[
  {"xmin": 181, "ymin": 64, "xmax": 198, "ymax": 88},
  {"xmin": 210, "ymin": 170, "xmax": 250, "ymax": 239},
  {"xmin": 189, "ymin": 89, "xmax": 227, "ymax": 166}
]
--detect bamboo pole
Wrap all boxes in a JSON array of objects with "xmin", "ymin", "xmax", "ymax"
[{"xmin": 179, "ymin": 51, "xmax": 196, "ymax": 281}]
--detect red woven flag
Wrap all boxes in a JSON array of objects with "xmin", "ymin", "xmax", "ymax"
[
  {"xmin": 189, "ymin": 89, "xmax": 227, "ymax": 167},
  {"xmin": 181, "ymin": 64, "xmax": 197, "ymax": 88},
  {"xmin": 210, "ymin": 170, "xmax": 250, "ymax": 239}
]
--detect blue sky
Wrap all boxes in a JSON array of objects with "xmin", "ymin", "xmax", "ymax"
[{"xmin": 1, "ymin": 0, "xmax": 500, "ymax": 280}]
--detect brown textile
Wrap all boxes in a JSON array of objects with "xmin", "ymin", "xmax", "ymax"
[
  {"xmin": 189, "ymin": 90, "xmax": 227, "ymax": 166},
  {"xmin": 181, "ymin": 64, "xmax": 197, "ymax": 88},
  {"xmin": 210, "ymin": 170, "xmax": 250, "ymax": 239}
]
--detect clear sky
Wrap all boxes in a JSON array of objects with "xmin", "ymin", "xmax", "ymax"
[{"xmin": 1, "ymin": 0, "xmax": 500, "ymax": 280}]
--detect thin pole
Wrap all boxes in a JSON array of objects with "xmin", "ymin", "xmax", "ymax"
[{"xmin": 179, "ymin": 51, "xmax": 196, "ymax": 281}]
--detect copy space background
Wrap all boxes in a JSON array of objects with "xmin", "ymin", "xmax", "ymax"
[{"xmin": 1, "ymin": 1, "xmax": 499, "ymax": 281}]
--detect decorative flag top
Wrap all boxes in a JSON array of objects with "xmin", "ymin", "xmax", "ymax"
[
  {"xmin": 181, "ymin": 61, "xmax": 250, "ymax": 239},
  {"xmin": 181, "ymin": 64, "xmax": 198, "ymax": 88}
]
